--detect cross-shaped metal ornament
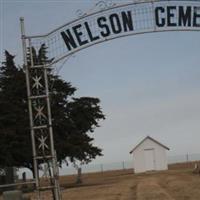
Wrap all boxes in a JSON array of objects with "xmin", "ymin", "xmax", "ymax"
[
  {"xmin": 34, "ymin": 105, "xmax": 47, "ymax": 121},
  {"xmin": 38, "ymin": 135, "xmax": 49, "ymax": 153},
  {"xmin": 32, "ymin": 75, "xmax": 43, "ymax": 89}
]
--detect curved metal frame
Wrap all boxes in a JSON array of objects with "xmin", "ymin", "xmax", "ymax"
[
  {"xmin": 27, "ymin": 0, "xmax": 200, "ymax": 38},
  {"xmin": 25, "ymin": 0, "xmax": 200, "ymax": 66}
]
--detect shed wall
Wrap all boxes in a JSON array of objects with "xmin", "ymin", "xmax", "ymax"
[{"xmin": 132, "ymin": 138, "xmax": 168, "ymax": 173}]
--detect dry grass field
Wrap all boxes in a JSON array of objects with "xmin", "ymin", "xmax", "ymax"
[
  {"xmin": 1, "ymin": 162, "xmax": 200, "ymax": 200},
  {"xmin": 58, "ymin": 168, "xmax": 200, "ymax": 200}
]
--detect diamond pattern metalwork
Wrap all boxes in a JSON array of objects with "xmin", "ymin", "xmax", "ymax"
[
  {"xmin": 35, "ymin": 129, "xmax": 50, "ymax": 157},
  {"xmin": 32, "ymin": 75, "xmax": 43, "ymax": 89},
  {"xmin": 30, "ymin": 68, "xmax": 46, "ymax": 96},
  {"xmin": 34, "ymin": 105, "xmax": 47, "ymax": 121},
  {"xmin": 38, "ymin": 135, "xmax": 49, "ymax": 152}
]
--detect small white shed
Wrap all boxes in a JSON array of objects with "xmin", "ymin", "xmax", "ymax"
[{"xmin": 130, "ymin": 136, "xmax": 169, "ymax": 173}]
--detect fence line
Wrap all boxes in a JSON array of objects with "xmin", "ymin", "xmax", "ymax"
[
  {"xmin": 13, "ymin": 153, "xmax": 200, "ymax": 179},
  {"xmin": 59, "ymin": 153, "xmax": 200, "ymax": 175}
]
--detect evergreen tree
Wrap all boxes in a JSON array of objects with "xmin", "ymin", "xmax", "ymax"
[
  {"xmin": 0, "ymin": 47, "xmax": 105, "ymax": 172},
  {"xmin": 0, "ymin": 51, "xmax": 32, "ymax": 169}
]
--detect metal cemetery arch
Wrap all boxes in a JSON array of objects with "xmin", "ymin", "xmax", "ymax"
[{"xmin": 20, "ymin": 0, "xmax": 200, "ymax": 199}]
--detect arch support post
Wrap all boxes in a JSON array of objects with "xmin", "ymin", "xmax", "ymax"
[{"xmin": 20, "ymin": 17, "xmax": 62, "ymax": 200}]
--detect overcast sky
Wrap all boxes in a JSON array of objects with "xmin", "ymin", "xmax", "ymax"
[{"xmin": 1, "ymin": 0, "xmax": 200, "ymax": 165}]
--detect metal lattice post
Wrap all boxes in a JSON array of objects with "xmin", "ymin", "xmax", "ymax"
[{"xmin": 20, "ymin": 17, "xmax": 61, "ymax": 200}]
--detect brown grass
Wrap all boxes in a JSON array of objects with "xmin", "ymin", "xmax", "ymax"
[{"xmin": 1, "ymin": 162, "xmax": 200, "ymax": 200}]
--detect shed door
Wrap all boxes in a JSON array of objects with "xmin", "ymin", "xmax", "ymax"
[{"xmin": 144, "ymin": 149, "xmax": 155, "ymax": 171}]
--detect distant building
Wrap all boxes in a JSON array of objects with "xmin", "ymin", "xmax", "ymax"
[{"xmin": 130, "ymin": 136, "xmax": 170, "ymax": 173}]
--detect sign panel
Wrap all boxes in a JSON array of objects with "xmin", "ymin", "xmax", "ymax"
[{"xmin": 28, "ymin": 0, "xmax": 200, "ymax": 64}]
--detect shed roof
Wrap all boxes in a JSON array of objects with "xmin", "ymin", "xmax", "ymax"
[{"xmin": 129, "ymin": 136, "xmax": 170, "ymax": 154}]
